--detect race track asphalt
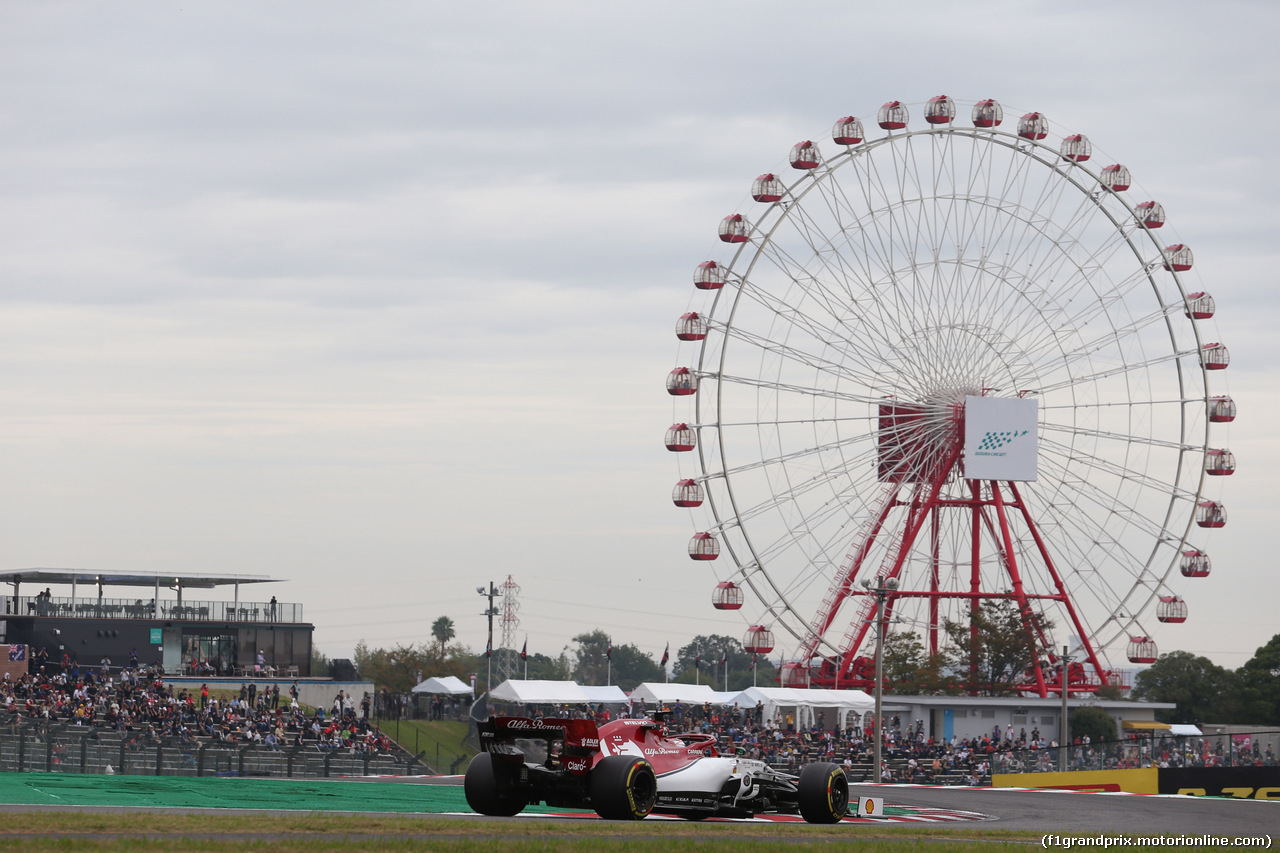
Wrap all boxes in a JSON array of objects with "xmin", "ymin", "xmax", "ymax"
[
  {"xmin": 0, "ymin": 772, "xmax": 1275, "ymax": 837},
  {"xmin": 847, "ymin": 783, "xmax": 1279, "ymax": 835}
]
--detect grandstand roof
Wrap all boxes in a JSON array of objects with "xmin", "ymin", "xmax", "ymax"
[{"xmin": 0, "ymin": 568, "xmax": 280, "ymax": 590}]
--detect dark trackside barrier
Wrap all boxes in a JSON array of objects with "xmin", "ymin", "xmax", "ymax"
[{"xmin": 1158, "ymin": 766, "xmax": 1280, "ymax": 799}]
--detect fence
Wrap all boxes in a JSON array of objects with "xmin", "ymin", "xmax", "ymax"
[
  {"xmin": 989, "ymin": 730, "xmax": 1279, "ymax": 776},
  {"xmin": 0, "ymin": 718, "xmax": 431, "ymax": 778}
]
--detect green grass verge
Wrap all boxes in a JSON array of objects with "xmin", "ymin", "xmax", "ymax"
[
  {"xmin": 376, "ymin": 719, "xmax": 476, "ymax": 772},
  {"xmin": 0, "ymin": 811, "xmax": 1053, "ymax": 852}
]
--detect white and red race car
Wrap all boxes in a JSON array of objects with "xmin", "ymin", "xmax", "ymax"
[{"xmin": 464, "ymin": 713, "xmax": 849, "ymax": 822}]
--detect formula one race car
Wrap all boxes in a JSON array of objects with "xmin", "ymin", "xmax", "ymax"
[{"xmin": 464, "ymin": 713, "xmax": 849, "ymax": 822}]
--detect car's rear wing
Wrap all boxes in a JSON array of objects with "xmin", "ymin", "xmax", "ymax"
[{"xmin": 476, "ymin": 717, "xmax": 602, "ymax": 776}]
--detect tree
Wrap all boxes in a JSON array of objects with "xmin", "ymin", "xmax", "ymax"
[
  {"xmin": 1235, "ymin": 634, "xmax": 1280, "ymax": 725},
  {"xmin": 523, "ymin": 650, "xmax": 572, "ymax": 681},
  {"xmin": 1069, "ymin": 705, "xmax": 1118, "ymax": 745},
  {"xmin": 943, "ymin": 599, "xmax": 1054, "ymax": 696},
  {"xmin": 882, "ymin": 632, "xmax": 959, "ymax": 694},
  {"xmin": 569, "ymin": 630, "xmax": 663, "ymax": 691},
  {"xmin": 1132, "ymin": 650, "xmax": 1239, "ymax": 724},
  {"xmin": 354, "ymin": 641, "xmax": 433, "ymax": 694},
  {"xmin": 310, "ymin": 645, "xmax": 330, "ymax": 679},
  {"xmin": 671, "ymin": 634, "xmax": 777, "ymax": 692},
  {"xmin": 431, "ymin": 616, "xmax": 456, "ymax": 658}
]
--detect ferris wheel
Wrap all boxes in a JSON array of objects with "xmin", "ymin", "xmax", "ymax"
[{"xmin": 666, "ymin": 96, "xmax": 1235, "ymax": 697}]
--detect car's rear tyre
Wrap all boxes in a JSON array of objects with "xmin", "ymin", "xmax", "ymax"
[
  {"xmin": 464, "ymin": 753, "xmax": 526, "ymax": 816},
  {"xmin": 797, "ymin": 761, "xmax": 849, "ymax": 823},
  {"xmin": 590, "ymin": 755, "xmax": 657, "ymax": 820}
]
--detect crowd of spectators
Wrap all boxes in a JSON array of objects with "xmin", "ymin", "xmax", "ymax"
[
  {"xmin": 498, "ymin": 701, "xmax": 1004, "ymax": 784},
  {"xmin": 493, "ymin": 700, "xmax": 1279, "ymax": 782},
  {"xmin": 1, "ymin": 663, "xmax": 406, "ymax": 763}
]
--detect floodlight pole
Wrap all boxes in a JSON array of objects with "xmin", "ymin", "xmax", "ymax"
[
  {"xmin": 477, "ymin": 582, "xmax": 498, "ymax": 695},
  {"xmin": 863, "ymin": 574, "xmax": 898, "ymax": 786},
  {"xmin": 1060, "ymin": 644, "xmax": 1069, "ymax": 772}
]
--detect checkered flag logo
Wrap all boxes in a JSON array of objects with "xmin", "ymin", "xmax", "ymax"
[{"xmin": 977, "ymin": 430, "xmax": 1028, "ymax": 451}]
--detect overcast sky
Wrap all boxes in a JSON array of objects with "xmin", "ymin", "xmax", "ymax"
[{"xmin": 1, "ymin": 2, "xmax": 1276, "ymax": 675}]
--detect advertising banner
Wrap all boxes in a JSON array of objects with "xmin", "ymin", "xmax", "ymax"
[
  {"xmin": 1158, "ymin": 766, "xmax": 1280, "ymax": 799},
  {"xmin": 964, "ymin": 396, "xmax": 1038, "ymax": 481}
]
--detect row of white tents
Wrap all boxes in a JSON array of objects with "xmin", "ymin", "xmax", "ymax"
[{"xmin": 411, "ymin": 677, "xmax": 876, "ymax": 731}]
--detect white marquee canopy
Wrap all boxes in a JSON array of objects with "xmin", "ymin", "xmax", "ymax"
[
  {"xmin": 488, "ymin": 680, "xmax": 627, "ymax": 706},
  {"xmin": 629, "ymin": 682, "xmax": 720, "ymax": 706},
  {"xmin": 725, "ymin": 686, "xmax": 875, "ymax": 730},
  {"xmin": 410, "ymin": 675, "xmax": 473, "ymax": 695}
]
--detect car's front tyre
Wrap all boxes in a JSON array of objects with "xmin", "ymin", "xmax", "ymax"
[
  {"xmin": 589, "ymin": 755, "xmax": 657, "ymax": 820},
  {"xmin": 464, "ymin": 753, "xmax": 526, "ymax": 816},
  {"xmin": 797, "ymin": 761, "xmax": 850, "ymax": 823}
]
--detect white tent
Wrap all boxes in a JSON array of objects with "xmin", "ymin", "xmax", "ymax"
[
  {"xmin": 727, "ymin": 686, "xmax": 875, "ymax": 730},
  {"xmin": 630, "ymin": 682, "xmax": 720, "ymax": 706},
  {"xmin": 488, "ymin": 679, "xmax": 596, "ymax": 704},
  {"xmin": 411, "ymin": 675, "xmax": 473, "ymax": 695},
  {"xmin": 581, "ymin": 685, "xmax": 629, "ymax": 704}
]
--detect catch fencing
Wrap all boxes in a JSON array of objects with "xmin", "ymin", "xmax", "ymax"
[{"xmin": 0, "ymin": 717, "xmax": 430, "ymax": 778}]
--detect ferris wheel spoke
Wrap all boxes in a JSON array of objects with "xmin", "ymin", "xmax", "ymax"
[
  {"xmin": 727, "ymin": 274, "xmax": 902, "ymax": 375},
  {"xmin": 707, "ymin": 427, "xmax": 875, "ymax": 481},
  {"xmin": 1033, "ymin": 451, "xmax": 1184, "ymax": 563},
  {"xmin": 1039, "ymin": 417, "xmax": 1201, "ymax": 457}
]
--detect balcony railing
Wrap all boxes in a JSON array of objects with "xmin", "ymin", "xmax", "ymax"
[{"xmin": 4, "ymin": 595, "xmax": 302, "ymax": 624}]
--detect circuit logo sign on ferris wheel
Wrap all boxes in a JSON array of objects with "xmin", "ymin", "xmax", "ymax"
[{"xmin": 965, "ymin": 395, "xmax": 1038, "ymax": 482}]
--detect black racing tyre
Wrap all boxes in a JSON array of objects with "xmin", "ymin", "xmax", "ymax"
[
  {"xmin": 589, "ymin": 755, "xmax": 657, "ymax": 820},
  {"xmin": 797, "ymin": 761, "xmax": 850, "ymax": 824},
  {"xmin": 464, "ymin": 753, "xmax": 525, "ymax": 817}
]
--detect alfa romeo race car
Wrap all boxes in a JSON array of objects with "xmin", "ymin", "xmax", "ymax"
[{"xmin": 464, "ymin": 713, "xmax": 849, "ymax": 822}]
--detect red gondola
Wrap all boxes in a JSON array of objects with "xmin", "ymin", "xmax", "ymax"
[
  {"xmin": 665, "ymin": 424, "xmax": 696, "ymax": 452},
  {"xmin": 718, "ymin": 214, "xmax": 750, "ymax": 243},
  {"xmin": 924, "ymin": 95, "xmax": 955, "ymax": 125},
  {"xmin": 1017, "ymin": 112, "xmax": 1048, "ymax": 140},
  {"xmin": 789, "ymin": 141, "xmax": 820, "ymax": 170},
  {"xmin": 1156, "ymin": 596, "xmax": 1188, "ymax": 624},
  {"xmin": 673, "ymin": 479, "xmax": 704, "ymax": 508},
  {"xmin": 971, "ymin": 99, "xmax": 1003, "ymax": 128},
  {"xmin": 1100, "ymin": 164, "xmax": 1131, "ymax": 192},
  {"xmin": 676, "ymin": 312, "xmax": 708, "ymax": 341},
  {"xmin": 1060, "ymin": 134, "xmax": 1092, "ymax": 162},
  {"xmin": 688, "ymin": 532, "xmax": 720, "ymax": 561},
  {"xmin": 1208, "ymin": 396, "xmax": 1236, "ymax": 423},
  {"xmin": 712, "ymin": 581, "xmax": 743, "ymax": 610},
  {"xmin": 1135, "ymin": 201, "xmax": 1166, "ymax": 229},
  {"xmin": 1126, "ymin": 636, "xmax": 1158, "ymax": 664},
  {"xmin": 694, "ymin": 261, "xmax": 726, "ymax": 290},
  {"xmin": 878, "ymin": 101, "xmax": 908, "ymax": 130},
  {"xmin": 1205, "ymin": 449, "xmax": 1236, "ymax": 476},
  {"xmin": 832, "ymin": 116, "xmax": 865, "ymax": 145},
  {"xmin": 1164, "ymin": 244, "xmax": 1194, "ymax": 272},
  {"xmin": 666, "ymin": 367, "xmax": 697, "ymax": 396},
  {"xmin": 1184, "ymin": 292, "xmax": 1215, "ymax": 320},
  {"xmin": 1180, "ymin": 549, "xmax": 1211, "ymax": 578},
  {"xmin": 743, "ymin": 625, "xmax": 775, "ymax": 654},
  {"xmin": 1200, "ymin": 342, "xmax": 1229, "ymax": 370},
  {"xmin": 752, "ymin": 173, "xmax": 784, "ymax": 202},
  {"xmin": 1196, "ymin": 500, "xmax": 1226, "ymax": 528}
]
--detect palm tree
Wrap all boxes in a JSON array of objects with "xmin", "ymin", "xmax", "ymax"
[{"xmin": 431, "ymin": 616, "xmax": 456, "ymax": 658}]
